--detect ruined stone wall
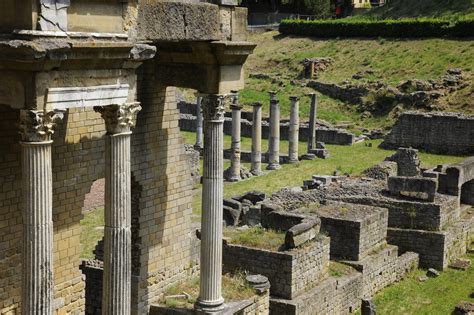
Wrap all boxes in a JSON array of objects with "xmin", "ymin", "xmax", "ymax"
[
  {"xmin": 223, "ymin": 237, "xmax": 330, "ymax": 300},
  {"xmin": 381, "ymin": 112, "xmax": 474, "ymax": 155},
  {"xmin": 270, "ymin": 272, "xmax": 363, "ymax": 315}
]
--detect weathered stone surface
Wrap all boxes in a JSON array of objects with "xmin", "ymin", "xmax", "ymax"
[
  {"xmin": 137, "ymin": 2, "xmax": 220, "ymax": 41},
  {"xmin": 363, "ymin": 161, "xmax": 398, "ymax": 180},
  {"xmin": 388, "ymin": 176, "xmax": 437, "ymax": 202},
  {"xmin": 233, "ymin": 190, "xmax": 266, "ymax": 205},
  {"xmin": 361, "ymin": 299, "xmax": 376, "ymax": 315},
  {"xmin": 285, "ymin": 218, "xmax": 321, "ymax": 249},
  {"xmin": 449, "ymin": 258, "xmax": 471, "ymax": 270},
  {"xmin": 223, "ymin": 205, "xmax": 241, "ymax": 226},
  {"xmin": 427, "ymin": 268, "xmax": 440, "ymax": 277},
  {"xmin": 184, "ymin": 144, "xmax": 201, "ymax": 185},
  {"xmin": 381, "ymin": 112, "xmax": 474, "ymax": 155},
  {"xmin": 262, "ymin": 210, "xmax": 307, "ymax": 231},
  {"xmin": 385, "ymin": 147, "xmax": 421, "ymax": 177},
  {"xmin": 241, "ymin": 205, "xmax": 261, "ymax": 226},
  {"xmin": 454, "ymin": 301, "xmax": 474, "ymax": 315}
]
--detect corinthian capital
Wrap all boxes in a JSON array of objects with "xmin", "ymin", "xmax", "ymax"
[
  {"xmin": 201, "ymin": 94, "xmax": 229, "ymax": 122},
  {"xmin": 94, "ymin": 102, "xmax": 142, "ymax": 134},
  {"xmin": 19, "ymin": 109, "xmax": 64, "ymax": 142}
]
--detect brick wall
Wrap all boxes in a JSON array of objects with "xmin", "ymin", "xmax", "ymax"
[
  {"xmin": 381, "ymin": 111, "xmax": 474, "ymax": 155},
  {"xmin": 223, "ymin": 237, "xmax": 330, "ymax": 300}
]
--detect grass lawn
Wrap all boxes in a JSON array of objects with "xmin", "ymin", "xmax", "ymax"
[
  {"xmin": 224, "ymin": 226, "xmax": 286, "ymax": 251},
  {"xmin": 80, "ymin": 207, "xmax": 104, "ymax": 259},
  {"xmin": 367, "ymin": 253, "xmax": 474, "ymax": 315}
]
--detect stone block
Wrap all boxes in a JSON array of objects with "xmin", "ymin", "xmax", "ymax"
[
  {"xmin": 388, "ymin": 176, "xmax": 437, "ymax": 202},
  {"xmin": 223, "ymin": 205, "xmax": 241, "ymax": 226},
  {"xmin": 241, "ymin": 205, "xmax": 261, "ymax": 226},
  {"xmin": 285, "ymin": 218, "xmax": 321, "ymax": 249},
  {"xmin": 137, "ymin": 1, "xmax": 220, "ymax": 41},
  {"xmin": 232, "ymin": 190, "xmax": 266, "ymax": 205},
  {"xmin": 261, "ymin": 210, "xmax": 306, "ymax": 232}
]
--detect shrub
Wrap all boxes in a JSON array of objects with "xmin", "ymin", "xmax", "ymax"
[{"xmin": 279, "ymin": 18, "xmax": 474, "ymax": 38}]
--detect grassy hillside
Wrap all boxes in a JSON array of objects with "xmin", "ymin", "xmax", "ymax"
[
  {"xmin": 362, "ymin": 0, "xmax": 474, "ymax": 20},
  {"xmin": 239, "ymin": 31, "xmax": 474, "ymax": 132}
]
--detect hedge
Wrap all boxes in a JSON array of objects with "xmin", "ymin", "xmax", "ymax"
[{"xmin": 279, "ymin": 18, "xmax": 474, "ymax": 38}]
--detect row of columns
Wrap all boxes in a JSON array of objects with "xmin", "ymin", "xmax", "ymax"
[
  {"xmin": 19, "ymin": 94, "xmax": 228, "ymax": 314},
  {"xmin": 196, "ymin": 92, "xmax": 320, "ymax": 180}
]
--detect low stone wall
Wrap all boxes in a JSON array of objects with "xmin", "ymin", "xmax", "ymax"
[
  {"xmin": 343, "ymin": 245, "xmax": 418, "ymax": 298},
  {"xmin": 309, "ymin": 202, "xmax": 388, "ymax": 261},
  {"xmin": 222, "ymin": 237, "xmax": 330, "ymax": 299},
  {"xmin": 381, "ymin": 112, "xmax": 474, "ymax": 155},
  {"xmin": 387, "ymin": 211, "xmax": 474, "ymax": 270},
  {"xmin": 80, "ymin": 260, "xmax": 103, "ymax": 315},
  {"xmin": 269, "ymin": 271, "xmax": 363, "ymax": 315}
]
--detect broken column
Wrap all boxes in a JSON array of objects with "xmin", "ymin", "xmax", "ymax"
[
  {"xmin": 196, "ymin": 94, "xmax": 226, "ymax": 312},
  {"xmin": 227, "ymin": 91, "xmax": 242, "ymax": 182},
  {"xmin": 251, "ymin": 101, "xmax": 263, "ymax": 176},
  {"xmin": 19, "ymin": 109, "xmax": 63, "ymax": 315},
  {"xmin": 267, "ymin": 92, "xmax": 281, "ymax": 170},
  {"xmin": 289, "ymin": 96, "xmax": 300, "ymax": 163},
  {"xmin": 94, "ymin": 103, "xmax": 141, "ymax": 315},
  {"xmin": 195, "ymin": 96, "xmax": 203, "ymax": 150}
]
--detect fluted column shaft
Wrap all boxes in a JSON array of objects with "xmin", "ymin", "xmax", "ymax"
[
  {"xmin": 308, "ymin": 93, "xmax": 318, "ymax": 152},
  {"xmin": 197, "ymin": 94, "xmax": 226, "ymax": 313},
  {"xmin": 195, "ymin": 96, "xmax": 204, "ymax": 150},
  {"xmin": 94, "ymin": 103, "xmax": 141, "ymax": 315},
  {"xmin": 228, "ymin": 96, "xmax": 242, "ymax": 182},
  {"xmin": 289, "ymin": 96, "xmax": 300, "ymax": 163},
  {"xmin": 19, "ymin": 109, "xmax": 63, "ymax": 315},
  {"xmin": 267, "ymin": 97, "xmax": 281, "ymax": 170},
  {"xmin": 251, "ymin": 102, "xmax": 263, "ymax": 175}
]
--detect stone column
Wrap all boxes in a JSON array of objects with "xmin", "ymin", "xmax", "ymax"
[
  {"xmin": 196, "ymin": 94, "xmax": 226, "ymax": 313},
  {"xmin": 19, "ymin": 109, "xmax": 64, "ymax": 315},
  {"xmin": 307, "ymin": 93, "xmax": 318, "ymax": 153},
  {"xmin": 94, "ymin": 103, "xmax": 141, "ymax": 315},
  {"xmin": 288, "ymin": 96, "xmax": 300, "ymax": 163},
  {"xmin": 251, "ymin": 102, "xmax": 263, "ymax": 176},
  {"xmin": 195, "ymin": 96, "xmax": 204, "ymax": 150},
  {"xmin": 228, "ymin": 92, "xmax": 242, "ymax": 182},
  {"xmin": 267, "ymin": 93, "xmax": 281, "ymax": 170}
]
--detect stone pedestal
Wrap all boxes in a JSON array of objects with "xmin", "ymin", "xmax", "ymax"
[
  {"xmin": 227, "ymin": 92, "xmax": 242, "ymax": 182},
  {"xmin": 19, "ymin": 109, "xmax": 63, "ymax": 315},
  {"xmin": 251, "ymin": 102, "xmax": 263, "ymax": 176},
  {"xmin": 307, "ymin": 93, "xmax": 318, "ymax": 153},
  {"xmin": 94, "ymin": 103, "xmax": 141, "ymax": 315},
  {"xmin": 267, "ymin": 94, "xmax": 281, "ymax": 170},
  {"xmin": 288, "ymin": 96, "xmax": 300, "ymax": 163},
  {"xmin": 196, "ymin": 94, "xmax": 226, "ymax": 313},
  {"xmin": 195, "ymin": 96, "xmax": 204, "ymax": 150}
]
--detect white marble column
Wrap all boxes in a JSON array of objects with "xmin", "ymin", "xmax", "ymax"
[
  {"xmin": 94, "ymin": 103, "xmax": 141, "ymax": 315},
  {"xmin": 228, "ymin": 92, "xmax": 242, "ymax": 182},
  {"xmin": 307, "ymin": 93, "xmax": 318, "ymax": 153},
  {"xmin": 19, "ymin": 109, "xmax": 63, "ymax": 315},
  {"xmin": 288, "ymin": 96, "xmax": 300, "ymax": 163},
  {"xmin": 267, "ymin": 92, "xmax": 281, "ymax": 170},
  {"xmin": 196, "ymin": 94, "xmax": 226, "ymax": 313},
  {"xmin": 251, "ymin": 101, "xmax": 263, "ymax": 176},
  {"xmin": 195, "ymin": 96, "xmax": 204, "ymax": 150}
]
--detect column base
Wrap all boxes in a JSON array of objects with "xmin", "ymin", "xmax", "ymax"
[
  {"xmin": 301, "ymin": 153, "xmax": 316, "ymax": 160},
  {"xmin": 195, "ymin": 298, "xmax": 226, "ymax": 315},
  {"xmin": 266, "ymin": 163, "xmax": 281, "ymax": 170},
  {"xmin": 288, "ymin": 159, "xmax": 299, "ymax": 164},
  {"xmin": 226, "ymin": 177, "xmax": 240, "ymax": 182},
  {"xmin": 250, "ymin": 169, "xmax": 264, "ymax": 176}
]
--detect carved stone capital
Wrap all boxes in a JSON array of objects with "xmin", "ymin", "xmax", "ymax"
[
  {"xmin": 201, "ymin": 94, "xmax": 228, "ymax": 122},
  {"xmin": 94, "ymin": 102, "xmax": 142, "ymax": 134},
  {"xmin": 19, "ymin": 109, "xmax": 64, "ymax": 142}
]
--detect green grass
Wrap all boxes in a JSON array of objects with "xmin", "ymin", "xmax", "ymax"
[
  {"xmin": 182, "ymin": 131, "xmax": 466, "ymax": 218},
  {"xmin": 224, "ymin": 226, "xmax": 286, "ymax": 251},
  {"xmin": 237, "ymin": 31, "xmax": 474, "ymax": 132},
  {"xmin": 368, "ymin": 253, "xmax": 474, "ymax": 315},
  {"xmin": 80, "ymin": 207, "xmax": 104, "ymax": 259}
]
